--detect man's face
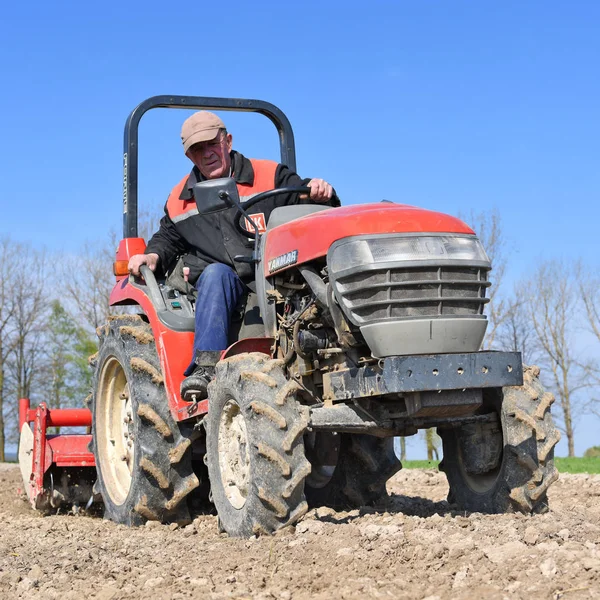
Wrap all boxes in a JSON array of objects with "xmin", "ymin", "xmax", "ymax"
[{"xmin": 186, "ymin": 131, "xmax": 233, "ymax": 179}]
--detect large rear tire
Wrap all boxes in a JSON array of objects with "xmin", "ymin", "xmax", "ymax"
[
  {"xmin": 91, "ymin": 315, "xmax": 199, "ymax": 526},
  {"xmin": 205, "ymin": 353, "xmax": 310, "ymax": 537},
  {"xmin": 439, "ymin": 365, "xmax": 560, "ymax": 514},
  {"xmin": 304, "ymin": 433, "xmax": 401, "ymax": 509}
]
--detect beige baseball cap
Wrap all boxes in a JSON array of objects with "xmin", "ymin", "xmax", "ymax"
[{"xmin": 181, "ymin": 111, "xmax": 226, "ymax": 153}]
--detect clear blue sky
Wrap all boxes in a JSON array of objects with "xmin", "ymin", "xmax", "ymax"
[{"xmin": 1, "ymin": 1, "xmax": 598, "ymax": 457}]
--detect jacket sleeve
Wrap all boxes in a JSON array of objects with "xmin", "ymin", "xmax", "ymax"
[
  {"xmin": 274, "ymin": 164, "xmax": 341, "ymax": 207},
  {"xmin": 144, "ymin": 204, "xmax": 190, "ymax": 276}
]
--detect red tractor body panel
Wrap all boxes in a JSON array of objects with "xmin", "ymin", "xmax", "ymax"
[
  {"xmin": 110, "ymin": 278, "xmax": 197, "ymax": 420},
  {"xmin": 109, "ymin": 273, "xmax": 275, "ymax": 422},
  {"xmin": 263, "ymin": 203, "xmax": 474, "ymax": 277}
]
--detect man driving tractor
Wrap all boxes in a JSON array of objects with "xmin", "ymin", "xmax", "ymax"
[{"xmin": 128, "ymin": 111, "xmax": 340, "ymax": 400}]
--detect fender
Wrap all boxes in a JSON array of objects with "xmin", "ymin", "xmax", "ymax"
[
  {"xmin": 109, "ymin": 278, "xmax": 198, "ymax": 421},
  {"xmin": 221, "ymin": 337, "xmax": 275, "ymax": 360}
]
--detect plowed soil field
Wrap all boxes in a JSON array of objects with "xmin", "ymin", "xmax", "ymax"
[{"xmin": 1, "ymin": 463, "xmax": 599, "ymax": 599}]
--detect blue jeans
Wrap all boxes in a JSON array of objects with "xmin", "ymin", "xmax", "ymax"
[{"xmin": 184, "ymin": 263, "xmax": 245, "ymax": 376}]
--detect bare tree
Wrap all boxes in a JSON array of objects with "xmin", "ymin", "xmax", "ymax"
[
  {"xmin": 496, "ymin": 285, "xmax": 539, "ymax": 366},
  {"xmin": 578, "ymin": 263, "xmax": 600, "ymax": 343},
  {"xmin": 0, "ymin": 243, "xmax": 50, "ymax": 455},
  {"xmin": 8, "ymin": 250, "xmax": 50, "ymax": 402},
  {"xmin": 0, "ymin": 237, "xmax": 24, "ymax": 461},
  {"xmin": 578, "ymin": 263, "xmax": 600, "ymax": 379},
  {"xmin": 138, "ymin": 203, "xmax": 165, "ymax": 246},
  {"xmin": 462, "ymin": 209, "xmax": 509, "ymax": 349},
  {"xmin": 57, "ymin": 240, "xmax": 114, "ymax": 333},
  {"xmin": 42, "ymin": 300, "xmax": 97, "ymax": 411},
  {"xmin": 423, "ymin": 428, "xmax": 440, "ymax": 461},
  {"xmin": 528, "ymin": 260, "xmax": 592, "ymax": 457},
  {"xmin": 576, "ymin": 263, "xmax": 600, "ymax": 422},
  {"xmin": 57, "ymin": 204, "xmax": 165, "ymax": 336}
]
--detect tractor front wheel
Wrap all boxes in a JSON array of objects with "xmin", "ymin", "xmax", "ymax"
[
  {"xmin": 205, "ymin": 353, "xmax": 311, "ymax": 537},
  {"xmin": 439, "ymin": 365, "xmax": 560, "ymax": 514}
]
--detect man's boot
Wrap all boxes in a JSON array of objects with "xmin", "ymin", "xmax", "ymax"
[{"xmin": 181, "ymin": 351, "xmax": 221, "ymax": 401}]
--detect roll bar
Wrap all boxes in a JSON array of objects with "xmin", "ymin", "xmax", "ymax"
[{"xmin": 122, "ymin": 95, "xmax": 297, "ymax": 238}]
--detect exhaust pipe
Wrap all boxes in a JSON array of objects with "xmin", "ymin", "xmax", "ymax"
[{"xmin": 297, "ymin": 266, "xmax": 328, "ymax": 307}]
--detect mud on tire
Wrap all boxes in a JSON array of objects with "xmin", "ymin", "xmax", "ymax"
[
  {"xmin": 305, "ymin": 433, "xmax": 401, "ymax": 509},
  {"xmin": 439, "ymin": 365, "xmax": 560, "ymax": 514},
  {"xmin": 91, "ymin": 315, "xmax": 199, "ymax": 526},
  {"xmin": 205, "ymin": 353, "xmax": 310, "ymax": 537}
]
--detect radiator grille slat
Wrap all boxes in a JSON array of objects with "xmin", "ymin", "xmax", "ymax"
[{"xmin": 334, "ymin": 266, "xmax": 490, "ymax": 326}]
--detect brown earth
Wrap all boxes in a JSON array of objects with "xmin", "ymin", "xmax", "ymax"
[{"xmin": 1, "ymin": 462, "xmax": 599, "ymax": 600}]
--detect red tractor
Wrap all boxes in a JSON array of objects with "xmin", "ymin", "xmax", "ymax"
[{"xmin": 19, "ymin": 96, "xmax": 560, "ymax": 536}]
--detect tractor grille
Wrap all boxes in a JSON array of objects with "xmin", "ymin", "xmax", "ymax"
[{"xmin": 333, "ymin": 265, "xmax": 490, "ymax": 326}]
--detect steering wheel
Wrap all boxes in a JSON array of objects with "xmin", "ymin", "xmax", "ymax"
[{"xmin": 234, "ymin": 186, "xmax": 311, "ymax": 238}]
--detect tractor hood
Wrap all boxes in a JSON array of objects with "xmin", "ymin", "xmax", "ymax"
[{"xmin": 263, "ymin": 203, "xmax": 474, "ymax": 277}]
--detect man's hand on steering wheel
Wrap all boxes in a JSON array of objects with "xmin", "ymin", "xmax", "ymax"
[{"xmin": 303, "ymin": 178, "xmax": 333, "ymax": 202}]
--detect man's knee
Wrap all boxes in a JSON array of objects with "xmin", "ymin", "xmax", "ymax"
[{"xmin": 196, "ymin": 263, "xmax": 237, "ymax": 288}]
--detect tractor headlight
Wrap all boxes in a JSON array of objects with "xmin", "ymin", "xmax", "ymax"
[{"xmin": 328, "ymin": 235, "xmax": 490, "ymax": 275}]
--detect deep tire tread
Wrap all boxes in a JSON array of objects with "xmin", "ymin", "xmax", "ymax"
[
  {"xmin": 139, "ymin": 457, "xmax": 170, "ymax": 489},
  {"xmin": 282, "ymin": 416, "xmax": 308, "ymax": 452},
  {"xmin": 283, "ymin": 460, "xmax": 312, "ymax": 499},
  {"xmin": 241, "ymin": 370, "xmax": 278, "ymax": 387},
  {"xmin": 257, "ymin": 442, "xmax": 292, "ymax": 477},
  {"xmin": 249, "ymin": 401, "xmax": 287, "ymax": 429},
  {"xmin": 137, "ymin": 404, "xmax": 173, "ymax": 439},
  {"xmin": 283, "ymin": 500, "xmax": 309, "ymax": 527},
  {"xmin": 169, "ymin": 439, "xmax": 192, "ymax": 464},
  {"xmin": 257, "ymin": 488, "xmax": 289, "ymax": 518},
  {"xmin": 275, "ymin": 380, "xmax": 301, "ymax": 406}
]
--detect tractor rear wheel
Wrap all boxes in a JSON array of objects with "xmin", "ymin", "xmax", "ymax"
[
  {"xmin": 304, "ymin": 433, "xmax": 401, "ymax": 509},
  {"xmin": 91, "ymin": 315, "xmax": 199, "ymax": 526},
  {"xmin": 439, "ymin": 365, "xmax": 560, "ymax": 514},
  {"xmin": 205, "ymin": 353, "xmax": 311, "ymax": 537}
]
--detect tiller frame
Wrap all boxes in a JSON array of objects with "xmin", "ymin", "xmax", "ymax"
[{"xmin": 18, "ymin": 399, "xmax": 96, "ymax": 511}]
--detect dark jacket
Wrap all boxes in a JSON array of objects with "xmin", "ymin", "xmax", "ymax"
[{"xmin": 145, "ymin": 151, "xmax": 340, "ymax": 284}]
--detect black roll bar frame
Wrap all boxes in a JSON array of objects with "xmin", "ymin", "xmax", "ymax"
[{"xmin": 122, "ymin": 95, "xmax": 297, "ymax": 238}]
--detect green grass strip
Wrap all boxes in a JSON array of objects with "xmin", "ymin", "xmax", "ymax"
[
  {"xmin": 402, "ymin": 457, "xmax": 600, "ymax": 474},
  {"xmin": 402, "ymin": 460, "xmax": 440, "ymax": 469},
  {"xmin": 555, "ymin": 457, "xmax": 600, "ymax": 474}
]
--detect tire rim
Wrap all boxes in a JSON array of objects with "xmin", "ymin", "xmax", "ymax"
[
  {"xmin": 305, "ymin": 431, "xmax": 339, "ymax": 489},
  {"xmin": 306, "ymin": 465, "xmax": 336, "ymax": 489},
  {"xmin": 456, "ymin": 427, "xmax": 503, "ymax": 494},
  {"xmin": 218, "ymin": 399, "xmax": 250, "ymax": 510},
  {"xmin": 96, "ymin": 356, "xmax": 135, "ymax": 505}
]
